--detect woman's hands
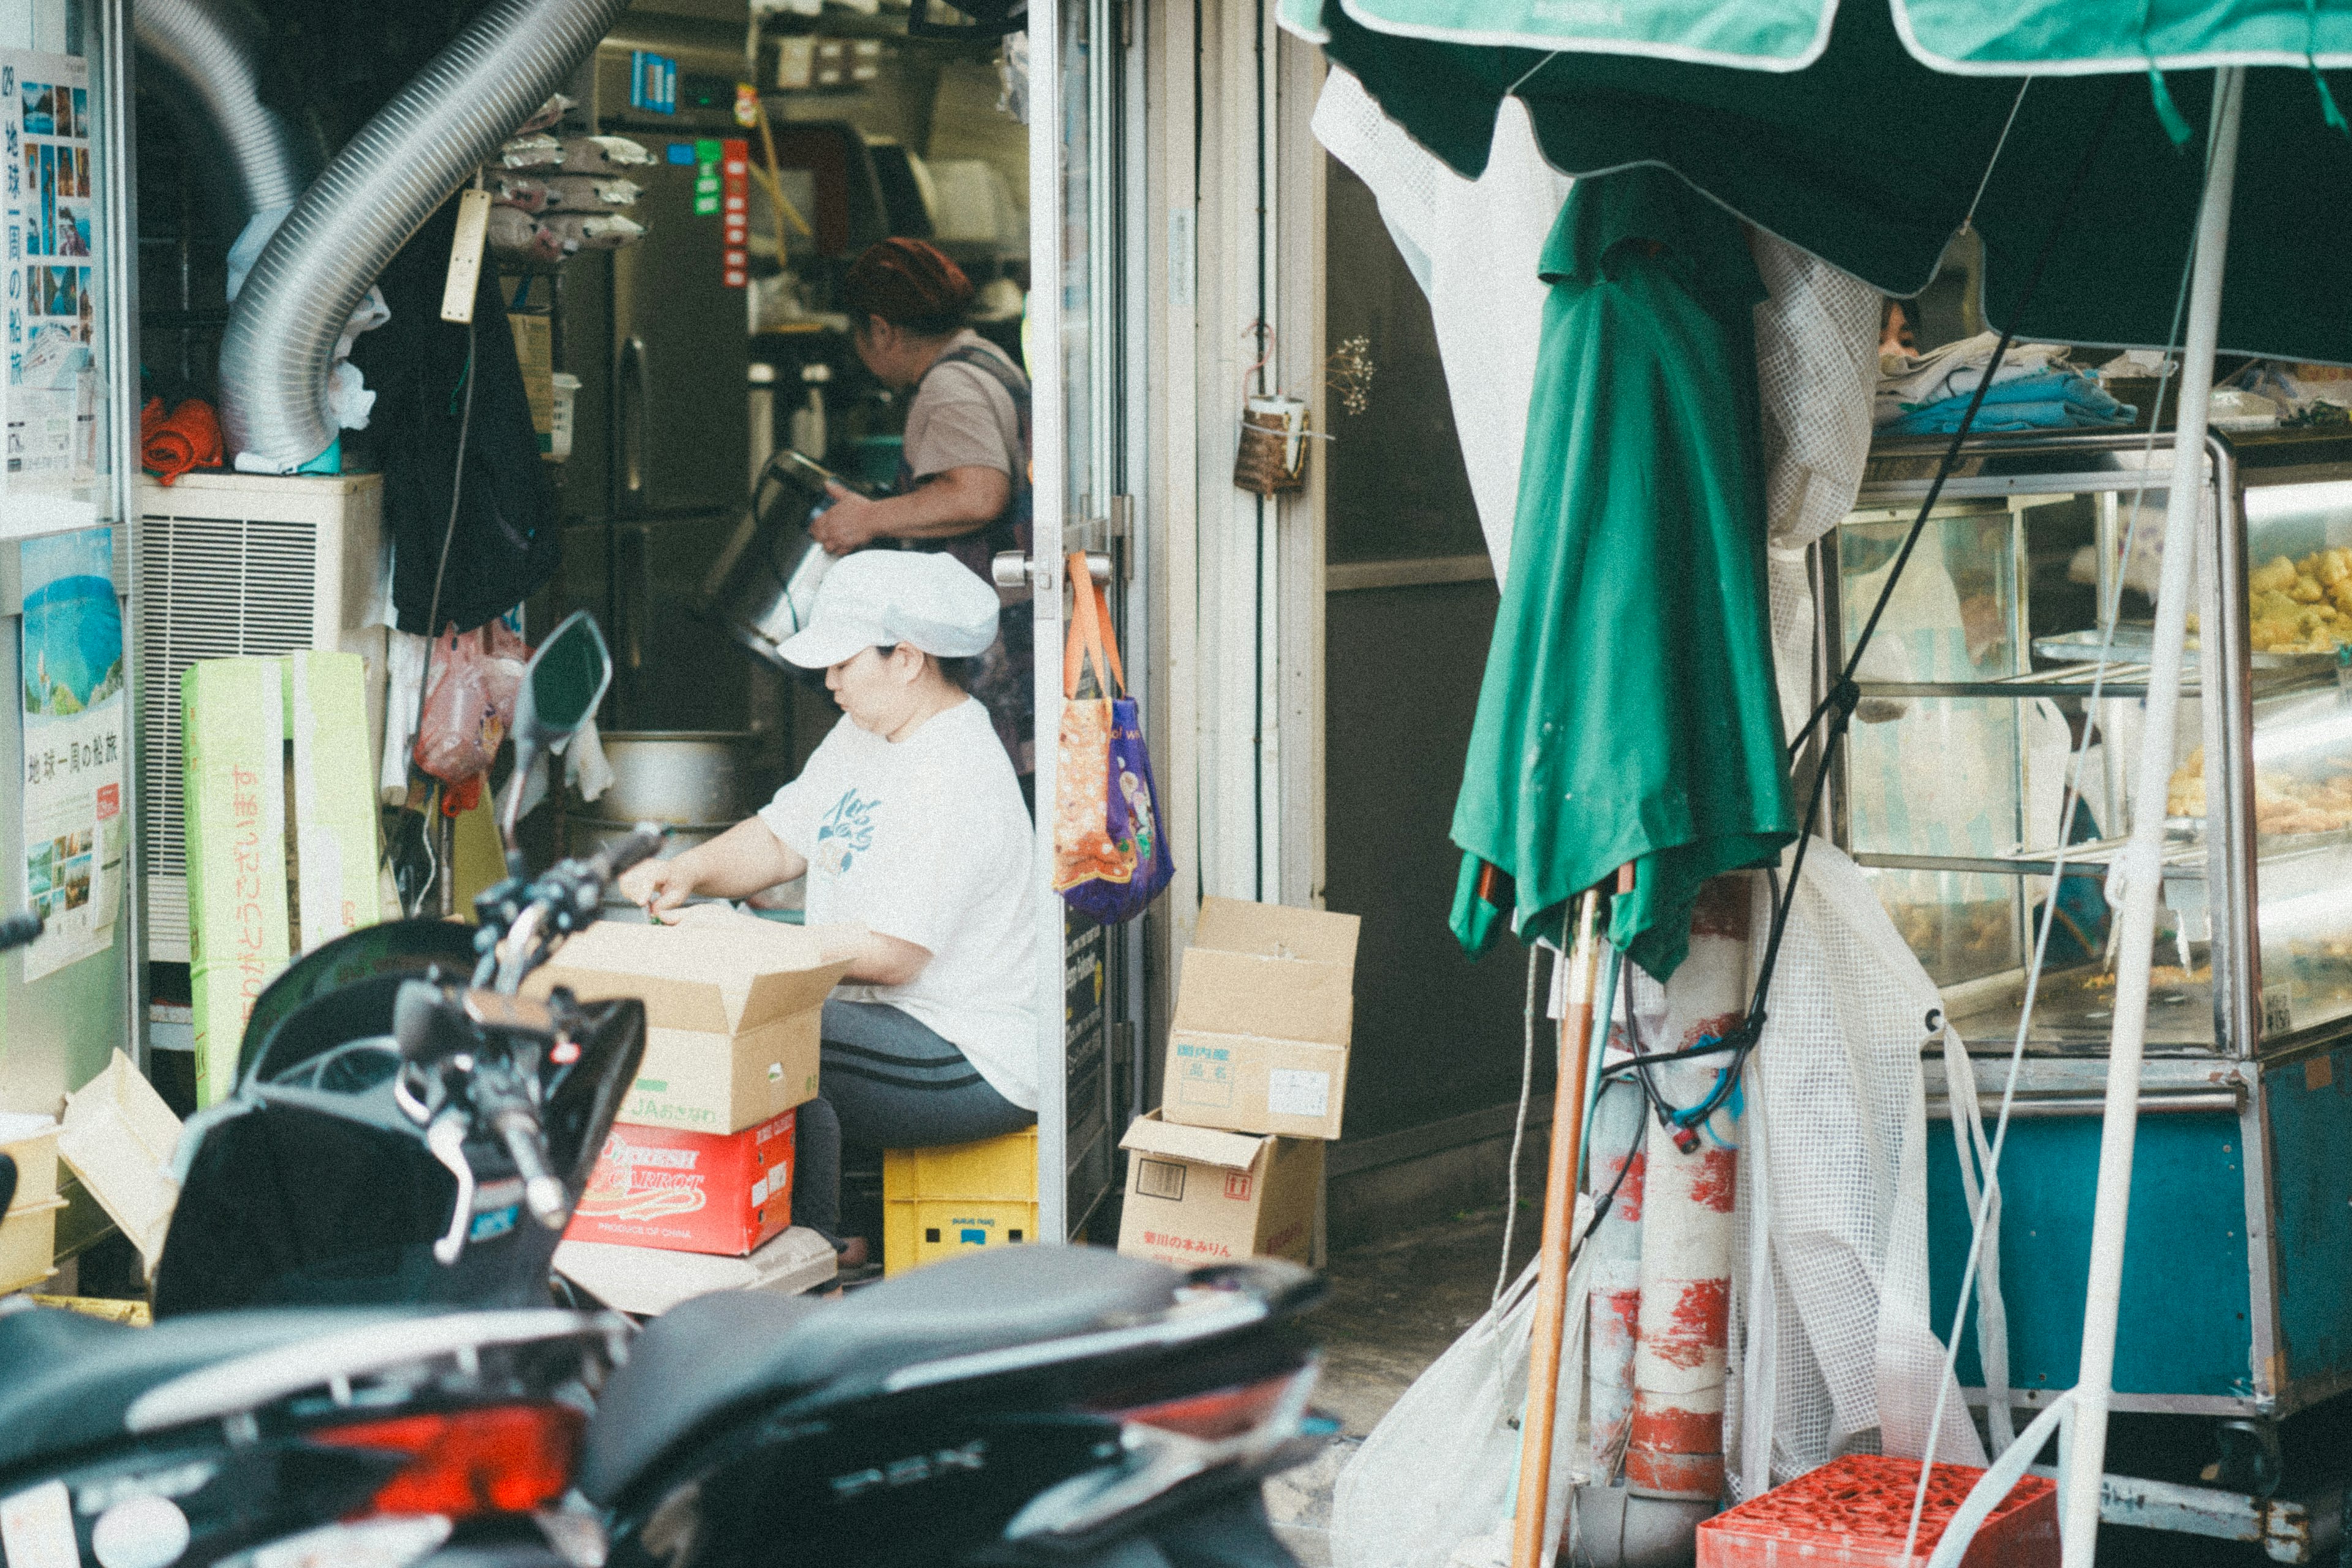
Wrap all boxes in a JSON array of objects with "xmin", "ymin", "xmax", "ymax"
[
  {"xmin": 807, "ymin": 468, "xmax": 1012, "ymax": 555},
  {"xmin": 616, "ymin": 854, "xmax": 699, "ymax": 921},
  {"xmin": 616, "ymin": 818, "xmax": 808, "ymax": 919},
  {"xmin": 810, "ymin": 483, "xmax": 887, "ymax": 554}
]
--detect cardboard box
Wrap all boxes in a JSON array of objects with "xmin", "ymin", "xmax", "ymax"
[
  {"xmin": 0, "ymin": 1114, "xmax": 59, "ymax": 1212},
  {"xmin": 526, "ymin": 921, "xmax": 846, "ymax": 1134},
  {"xmin": 554, "ymin": 1225, "xmax": 835, "ymax": 1314},
  {"xmin": 1164, "ymin": 898, "xmax": 1360, "ymax": 1140},
  {"xmin": 184, "ymin": 658, "xmax": 291, "ymax": 1108},
  {"xmin": 57, "ymin": 1049, "xmax": 184, "ymax": 1270},
  {"xmin": 566, "ymin": 1106, "xmax": 797, "ymax": 1256},
  {"xmin": 1115, "ymin": 1111, "xmax": 1321, "ymax": 1268},
  {"xmin": 287, "ymin": 651, "xmax": 380, "ymax": 954},
  {"xmin": 0, "ymin": 1198, "xmax": 66, "ymax": 1294}
]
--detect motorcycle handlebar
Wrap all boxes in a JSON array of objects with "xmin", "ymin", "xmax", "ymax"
[
  {"xmin": 492, "ymin": 1107, "xmax": 568, "ymax": 1229},
  {"xmin": 587, "ymin": 825, "xmax": 667, "ymax": 885}
]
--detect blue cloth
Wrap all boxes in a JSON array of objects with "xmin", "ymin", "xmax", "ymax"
[
  {"xmin": 791, "ymin": 999, "xmax": 1035, "ymax": 1246},
  {"xmin": 1885, "ymin": 369, "xmax": 2135, "ymax": 435}
]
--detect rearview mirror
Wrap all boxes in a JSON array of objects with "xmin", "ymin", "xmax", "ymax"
[
  {"xmin": 516, "ymin": 610, "xmax": 612, "ymax": 749},
  {"xmin": 500, "ymin": 611, "xmax": 613, "ymax": 867}
]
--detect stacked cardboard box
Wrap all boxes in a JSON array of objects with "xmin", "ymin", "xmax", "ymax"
[
  {"xmin": 1118, "ymin": 899, "xmax": 1360, "ymax": 1268},
  {"xmin": 532, "ymin": 919, "xmax": 849, "ymax": 1311},
  {"xmin": 184, "ymin": 653, "xmax": 380, "ymax": 1107}
]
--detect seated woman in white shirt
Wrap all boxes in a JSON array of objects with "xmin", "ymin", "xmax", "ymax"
[{"xmin": 617, "ymin": 551, "xmax": 1039, "ymax": 1267}]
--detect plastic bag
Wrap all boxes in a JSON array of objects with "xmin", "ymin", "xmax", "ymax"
[
  {"xmin": 1330, "ymin": 1250, "xmax": 1593, "ymax": 1568},
  {"xmin": 544, "ymin": 175, "xmax": 643, "ymax": 212},
  {"xmin": 1052, "ymin": 556, "xmax": 1172, "ymax": 924},
  {"xmin": 489, "ymin": 173, "xmax": 552, "ymax": 213},
  {"xmin": 412, "ymin": 622, "xmax": 527, "ymax": 785}
]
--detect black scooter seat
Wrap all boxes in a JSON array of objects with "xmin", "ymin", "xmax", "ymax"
[
  {"xmin": 578, "ymin": 1245, "xmax": 1182, "ymax": 1506},
  {"xmin": 0, "ymin": 1303, "xmax": 428, "ymax": 1478}
]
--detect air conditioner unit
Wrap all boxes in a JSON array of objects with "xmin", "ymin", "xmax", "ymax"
[{"xmin": 137, "ymin": 473, "xmax": 389, "ymax": 964}]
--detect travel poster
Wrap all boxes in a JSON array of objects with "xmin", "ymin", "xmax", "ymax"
[
  {"xmin": 0, "ymin": 50, "xmax": 98, "ymax": 530},
  {"xmin": 18, "ymin": 524, "xmax": 124, "ymax": 981}
]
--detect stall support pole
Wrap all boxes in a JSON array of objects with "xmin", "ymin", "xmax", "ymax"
[
  {"xmin": 2060, "ymin": 64, "xmax": 2242, "ymax": 1567},
  {"xmin": 1512, "ymin": 885, "xmax": 1605, "ymax": 1568}
]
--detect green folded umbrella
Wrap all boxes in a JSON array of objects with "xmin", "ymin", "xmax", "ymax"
[{"xmin": 1450, "ymin": 165, "xmax": 1795, "ymax": 981}]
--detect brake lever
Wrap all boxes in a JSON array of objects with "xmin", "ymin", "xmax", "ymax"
[{"xmin": 426, "ymin": 1112, "xmax": 478, "ymax": 1265}]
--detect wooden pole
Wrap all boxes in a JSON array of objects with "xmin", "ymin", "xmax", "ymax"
[{"xmin": 1512, "ymin": 884, "xmax": 1607, "ymax": 1568}]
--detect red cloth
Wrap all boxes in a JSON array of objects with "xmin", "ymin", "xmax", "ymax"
[{"xmin": 141, "ymin": 396, "xmax": 224, "ymax": 484}]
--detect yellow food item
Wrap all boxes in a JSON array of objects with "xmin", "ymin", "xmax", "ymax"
[
  {"xmin": 2244, "ymin": 547, "xmax": 2352, "ymax": 654},
  {"xmin": 2252, "ymin": 555, "xmax": 2299, "ymax": 594},
  {"xmin": 2168, "ymin": 742, "xmax": 2352, "ymax": 833}
]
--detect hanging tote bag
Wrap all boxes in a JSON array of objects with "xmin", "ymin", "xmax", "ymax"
[{"xmin": 1052, "ymin": 554, "xmax": 1174, "ymax": 924}]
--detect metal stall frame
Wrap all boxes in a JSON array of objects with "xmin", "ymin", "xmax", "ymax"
[{"xmin": 1830, "ymin": 429, "xmax": 2352, "ymax": 1558}]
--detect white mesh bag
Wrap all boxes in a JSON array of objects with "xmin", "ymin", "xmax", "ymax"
[
  {"xmin": 1729, "ymin": 842, "xmax": 1991, "ymax": 1498},
  {"xmin": 1330, "ymin": 1250, "xmax": 1594, "ymax": 1568}
]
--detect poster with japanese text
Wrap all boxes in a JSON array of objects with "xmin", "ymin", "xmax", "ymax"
[
  {"xmin": 18, "ymin": 524, "xmax": 123, "ymax": 981},
  {"xmin": 0, "ymin": 50, "xmax": 98, "ymax": 538}
]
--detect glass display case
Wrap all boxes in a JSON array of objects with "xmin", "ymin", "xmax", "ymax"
[
  {"xmin": 1823, "ymin": 430, "xmax": 2352, "ymax": 1059},
  {"xmin": 1857, "ymin": 431, "xmax": 2352, "ymax": 1457}
]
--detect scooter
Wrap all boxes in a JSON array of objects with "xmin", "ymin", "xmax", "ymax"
[
  {"xmin": 0, "ymin": 613, "xmax": 651, "ymax": 1568},
  {"xmin": 0, "ymin": 612, "xmax": 1324, "ymax": 1568}
]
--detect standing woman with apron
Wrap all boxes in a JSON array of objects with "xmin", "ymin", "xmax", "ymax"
[{"xmin": 809, "ymin": 238, "xmax": 1035, "ymax": 780}]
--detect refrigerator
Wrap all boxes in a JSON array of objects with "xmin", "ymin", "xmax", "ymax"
[{"xmin": 550, "ymin": 13, "xmax": 753, "ymax": 733}]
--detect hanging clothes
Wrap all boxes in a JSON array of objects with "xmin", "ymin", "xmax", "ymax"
[
  {"xmin": 1450, "ymin": 165, "xmax": 1796, "ymax": 980},
  {"xmin": 352, "ymin": 193, "xmax": 560, "ymax": 636}
]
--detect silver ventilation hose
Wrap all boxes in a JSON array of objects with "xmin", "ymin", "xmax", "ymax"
[
  {"xmin": 217, "ymin": 0, "xmax": 628, "ymax": 469},
  {"xmin": 134, "ymin": 0, "xmax": 318, "ymax": 222}
]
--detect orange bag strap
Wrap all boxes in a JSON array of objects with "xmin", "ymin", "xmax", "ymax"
[
  {"xmin": 1063, "ymin": 552, "xmax": 1105, "ymax": 699},
  {"xmin": 1072, "ymin": 552, "xmax": 1126, "ymax": 695},
  {"xmin": 1063, "ymin": 551, "xmax": 1126, "ymax": 699}
]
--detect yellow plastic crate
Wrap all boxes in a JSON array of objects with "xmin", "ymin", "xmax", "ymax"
[{"xmin": 882, "ymin": 1128, "xmax": 1038, "ymax": 1275}]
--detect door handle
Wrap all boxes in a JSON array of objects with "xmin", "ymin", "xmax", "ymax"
[
  {"xmin": 992, "ymin": 551, "xmax": 1110, "ymax": 591},
  {"xmin": 619, "ymin": 334, "xmax": 650, "ymax": 499}
]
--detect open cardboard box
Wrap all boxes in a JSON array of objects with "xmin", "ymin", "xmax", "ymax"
[
  {"xmin": 1164, "ymin": 898, "xmax": 1360, "ymax": 1140},
  {"xmin": 56, "ymin": 1049, "xmax": 184, "ymax": 1272},
  {"xmin": 527, "ymin": 919, "xmax": 848, "ymax": 1134},
  {"xmin": 1115, "ymin": 1110, "xmax": 1320, "ymax": 1268}
]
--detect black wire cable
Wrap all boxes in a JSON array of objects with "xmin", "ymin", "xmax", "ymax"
[
  {"xmin": 1623, "ymin": 77, "xmax": 2135, "ymax": 1130},
  {"xmin": 1571, "ymin": 1079, "xmax": 1646, "ymax": 1258}
]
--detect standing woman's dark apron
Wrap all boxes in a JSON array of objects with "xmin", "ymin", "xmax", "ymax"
[{"xmin": 892, "ymin": 342, "xmax": 1035, "ymax": 777}]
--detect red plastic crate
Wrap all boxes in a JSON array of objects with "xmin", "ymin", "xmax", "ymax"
[{"xmin": 1696, "ymin": 1453, "xmax": 2059, "ymax": 1567}]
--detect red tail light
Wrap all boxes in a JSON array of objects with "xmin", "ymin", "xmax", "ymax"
[
  {"xmin": 317, "ymin": 1403, "xmax": 584, "ymax": 1518},
  {"xmin": 1101, "ymin": 1374, "xmax": 1298, "ymax": 1441}
]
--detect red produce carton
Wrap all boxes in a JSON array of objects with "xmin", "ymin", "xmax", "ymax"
[
  {"xmin": 566, "ymin": 1106, "xmax": 796, "ymax": 1256},
  {"xmin": 1697, "ymin": 1453, "xmax": 2057, "ymax": 1568}
]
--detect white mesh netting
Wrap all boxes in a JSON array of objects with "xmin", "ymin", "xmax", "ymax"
[{"xmin": 1730, "ymin": 843, "xmax": 1991, "ymax": 1501}]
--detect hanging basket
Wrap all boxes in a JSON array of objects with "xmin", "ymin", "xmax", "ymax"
[{"xmin": 1234, "ymin": 395, "xmax": 1311, "ymax": 496}]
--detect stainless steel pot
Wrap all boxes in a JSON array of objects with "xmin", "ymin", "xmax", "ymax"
[
  {"xmin": 585, "ymin": 731, "xmax": 756, "ymax": 825},
  {"xmin": 700, "ymin": 471, "xmax": 835, "ymax": 671}
]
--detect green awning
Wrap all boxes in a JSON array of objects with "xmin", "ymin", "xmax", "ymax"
[
  {"xmin": 1304, "ymin": 0, "xmax": 2352, "ymax": 364},
  {"xmin": 1450, "ymin": 167, "xmax": 1795, "ymax": 979},
  {"xmin": 1283, "ymin": 0, "xmax": 2352, "ymax": 73}
]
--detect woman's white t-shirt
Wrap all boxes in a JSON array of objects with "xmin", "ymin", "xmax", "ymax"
[{"xmin": 757, "ymin": 697, "xmax": 1041, "ymax": 1110}]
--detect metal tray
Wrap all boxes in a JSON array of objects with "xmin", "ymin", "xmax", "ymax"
[{"xmin": 2032, "ymin": 622, "xmax": 2339, "ymax": 673}]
